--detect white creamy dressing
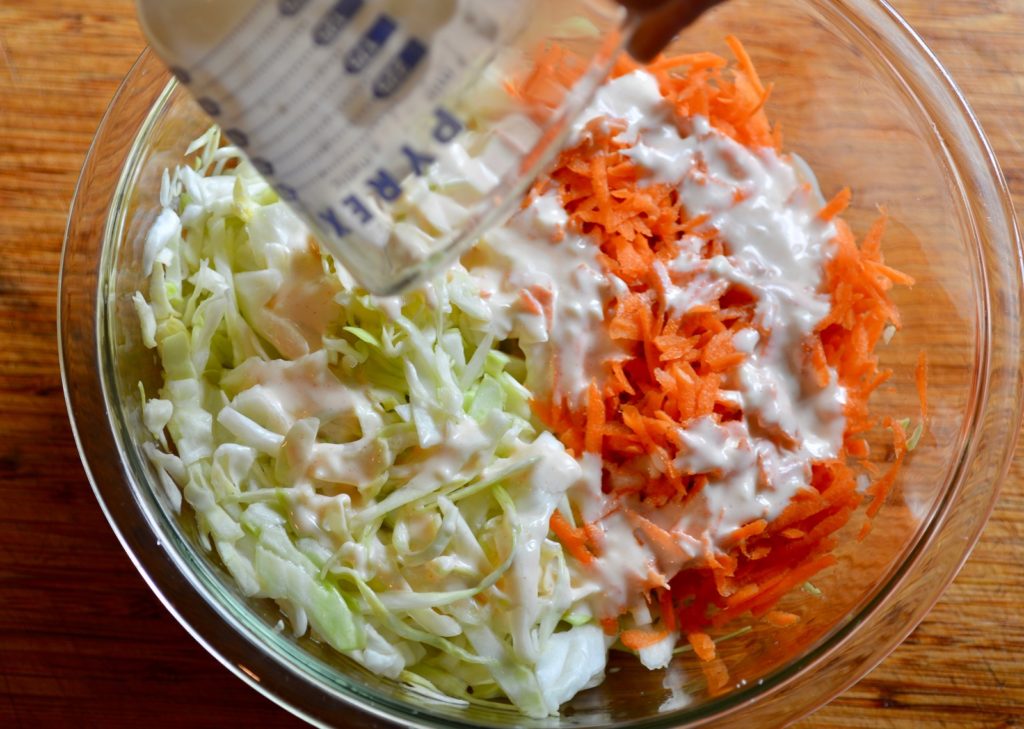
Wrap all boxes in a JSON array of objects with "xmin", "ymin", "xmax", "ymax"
[
  {"xmin": 221, "ymin": 350, "xmax": 378, "ymax": 431},
  {"xmin": 555, "ymin": 71, "xmax": 846, "ymax": 618},
  {"xmin": 233, "ymin": 202, "xmax": 343, "ymax": 359},
  {"xmin": 461, "ymin": 191, "xmax": 622, "ymax": 402},
  {"xmin": 499, "ymin": 432, "xmax": 588, "ymax": 662}
]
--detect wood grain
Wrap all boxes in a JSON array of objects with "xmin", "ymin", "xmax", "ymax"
[{"xmin": 0, "ymin": 1, "xmax": 1021, "ymax": 727}]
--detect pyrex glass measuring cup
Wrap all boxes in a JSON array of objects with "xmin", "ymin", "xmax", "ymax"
[{"xmin": 136, "ymin": 0, "xmax": 630, "ymax": 294}]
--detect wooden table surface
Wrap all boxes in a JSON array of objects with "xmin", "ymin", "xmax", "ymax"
[{"xmin": 1, "ymin": 1, "xmax": 1022, "ymax": 727}]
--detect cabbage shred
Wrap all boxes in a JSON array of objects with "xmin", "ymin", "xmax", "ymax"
[{"xmin": 134, "ymin": 131, "xmax": 606, "ymax": 717}]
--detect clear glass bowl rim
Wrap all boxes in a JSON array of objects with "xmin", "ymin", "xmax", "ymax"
[{"xmin": 59, "ymin": 1, "xmax": 1024, "ymax": 727}]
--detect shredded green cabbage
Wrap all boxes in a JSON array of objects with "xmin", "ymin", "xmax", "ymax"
[{"xmin": 135, "ymin": 131, "xmax": 606, "ymax": 717}]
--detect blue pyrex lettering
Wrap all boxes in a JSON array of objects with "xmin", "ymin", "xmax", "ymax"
[
  {"xmin": 432, "ymin": 107, "xmax": 462, "ymax": 143},
  {"xmin": 343, "ymin": 194, "xmax": 373, "ymax": 224},
  {"xmin": 137, "ymin": 0, "xmax": 561, "ymax": 291},
  {"xmin": 345, "ymin": 14, "xmax": 397, "ymax": 73},
  {"xmin": 401, "ymin": 145, "xmax": 434, "ymax": 176},
  {"xmin": 313, "ymin": 0, "xmax": 365, "ymax": 46},
  {"xmin": 315, "ymin": 106, "xmax": 465, "ymax": 234},
  {"xmin": 372, "ymin": 38, "xmax": 428, "ymax": 98},
  {"xmin": 367, "ymin": 169, "xmax": 401, "ymax": 201},
  {"xmin": 316, "ymin": 206, "xmax": 351, "ymax": 238}
]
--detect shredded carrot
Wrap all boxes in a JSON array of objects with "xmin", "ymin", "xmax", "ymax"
[
  {"xmin": 764, "ymin": 610, "xmax": 800, "ymax": 627},
  {"xmin": 549, "ymin": 510, "xmax": 594, "ymax": 565},
  {"xmin": 701, "ymin": 657, "xmax": 732, "ymax": 696},
  {"xmin": 585, "ymin": 381, "xmax": 605, "ymax": 454},
  {"xmin": 621, "ymin": 628, "xmax": 671, "ymax": 651},
  {"xmin": 687, "ymin": 631, "xmax": 717, "ymax": 662},
  {"xmin": 523, "ymin": 37, "xmax": 916, "ymax": 665},
  {"xmin": 583, "ymin": 522, "xmax": 605, "ymax": 557},
  {"xmin": 646, "ymin": 51, "xmax": 728, "ymax": 74},
  {"xmin": 724, "ymin": 35, "xmax": 764, "ymax": 96},
  {"xmin": 728, "ymin": 519, "xmax": 768, "ymax": 545},
  {"xmin": 528, "ymin": 44, "xmax": 784, "ymax": 502},
  {"xmin": 819, "ymin": 187, "xmax": 852, "ymax": 221},
  {"xmin": 628, "ymin": 511, "xmax": 689, "ymax": 570},
  {"xmin": 865, "ymin": 419, "xmax": 907, "ymax": 518}
]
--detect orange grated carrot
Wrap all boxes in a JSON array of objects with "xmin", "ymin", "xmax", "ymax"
[
  {"xmin": 550, "ymin": 510, "xmax": 594, "ymax": 565},
  {"xmin": 764, "ymin": 610, "xmax": 800, "ymax": 627},
  {"xmin": 728, "ymin": 519, "xmax": 768, "ymax": 545},
  {"xmin": 687, "ymin": 631, "xmax": 717, "ymax": 662},
  {"xmin": 522, "ymin": 36, "xmax": 914, "ymax": 649},
  {"xmin": 583, "ymin": 522, "xmax": 605, "ymax": 557},
  {"xmin": 647, "ymin": 51, "xmax": 728, "ymax": 74},
  {"xmin": 628, "ymin": 510, "xmax": 689, "ymax": 569},
  {"xmin": 585, "ymin": 380, "xmax": 605, "ymax": 454},
  {"xmin": 819, "ymin": 187, "xmax": 852, "ymax": 221},
  {"xmin": 701, "ymin": 657, "xmax": 732, "ymax": 695},
  {"xmin": 724, "ymin": 35, "xmax": 765, "ymax": 95},
  {"xmin": 621, "ymin": 628, "xmax": 671, "ymax": 651}
]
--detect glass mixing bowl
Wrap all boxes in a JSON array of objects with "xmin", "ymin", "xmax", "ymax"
[{"xmin": 60, "ymin": 1, "xmax": 1023, "ymax": 726}]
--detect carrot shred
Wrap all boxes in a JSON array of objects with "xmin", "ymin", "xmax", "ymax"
[
  {"xmin": 647, "ymin": 51, "xmax": 727, "ymax": 74},
  {"xmin": 724, "ymin": 35, "xmax": 765, "ymax": 95},
  {"xmin": 629, "ymin": 511, "xmax": 689, "ymax": 569},
  {"xmin": 524, "ymin": 36, "xmax": 914, "ymax": 648},
  {"xmin": 764, "ymin": 610, "xmax": 800, "ymax": 627},
  {"xmin": 701, "ymin": 657, "xmax": 731, "ymax": 695},
  {"xmin": 550, "ymin": 510, "xmax": 594, "ymax": 565},
  {"xmin": 728, "ymin": 519, "xmax": 768, "ymax": 545},
  {"xmin": 819, "ymin": 187, "xmax": 852, "ymax": 221},
  {"xmin": 621, "ymin": 628, "xmax": 671, "ymax": 651},
  {"xmin": 687, "ymin": 631, "xmax": 717, "ymax": 662},
  {"xmin": 583, "ymin": 522, "xmax": 605, "ymax": 557},
  {"xmin": 585, "ymin": 380, "xmax": 605, "ymax": 454}
]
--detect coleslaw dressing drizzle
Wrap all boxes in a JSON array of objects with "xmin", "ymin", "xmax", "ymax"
[{"xmin": 540, "ymin": 71, "xmax": 847, "ymax": 620}]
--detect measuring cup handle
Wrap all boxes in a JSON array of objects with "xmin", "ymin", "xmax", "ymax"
[{"xmin": 620, "ymin": 0, "xmax": 730, "ymax": 61}]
